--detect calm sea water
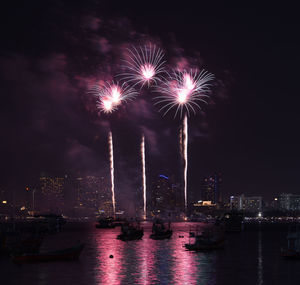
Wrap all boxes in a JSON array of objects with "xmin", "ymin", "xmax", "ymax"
[{"xmin": 1, "ymin": 222, "xmax": 299, "ymax": 285}]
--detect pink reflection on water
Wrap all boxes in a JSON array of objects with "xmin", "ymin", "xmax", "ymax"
[
  {"xmin": 94, "ymin": 228, "xmax": 125, "ymax": 285},
  {"xmin": 138, "ymin": 224, "xmax": 157, "ymax": 284},
  {"xmin": 171, "ymin": 223, "xmax": 199, "ymax": 284}
]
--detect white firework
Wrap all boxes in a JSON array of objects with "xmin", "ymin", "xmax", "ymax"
[
  {"xmin": 119, "ymin": 44, "xmax": 166, "ymax": 88},
  {"xmin": 89, "ymin": 81, "xmax": 138, "ymax": 113},
  {"xmin": 154, "ymin": 69, "xmax": 214, "ymax": 118}
]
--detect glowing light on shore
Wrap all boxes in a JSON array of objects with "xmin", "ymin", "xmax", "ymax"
[
  {"xmin": 141, "ymin": 134, "xmax": 147, "ymax": 220},
  {"xmin": 154, "ymin": 69, "xmax": 214, "ymax": 118},
  {"xmin": 109, "ymin": 132, "xmax": 116, "ymax": 218},
  {"xmin": 183, "ymin": 115, "xmax": 188, "ymax": 212},
  {"xmin": 119, "ymin": 44, "xmax": 166, "ymax": 88}
]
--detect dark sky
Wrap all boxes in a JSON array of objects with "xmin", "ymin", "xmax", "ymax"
[{"xmin": 1, "ymin": 0, "xmax": 300, "ymax": 206}]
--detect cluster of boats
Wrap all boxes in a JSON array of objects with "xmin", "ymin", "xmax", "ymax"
[
  {"xmin": 2, "ymin": 211, "xmax": 300, "ymax": 263},
  {"xmin": 96, "ymin": 218, "xmax": 173, "ymax": 241}
]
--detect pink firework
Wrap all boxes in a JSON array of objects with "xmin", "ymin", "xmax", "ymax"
[
  {"xmin": 154, "ymin": 69, "xmax": 214, "ymax": 118},
  {"xmin": 119, "ymin": 44, "xmax": 166, "ymax": 88},
  {"xmin": 90, "ymin": 82, "xmax": 138, "ymax": 113}
]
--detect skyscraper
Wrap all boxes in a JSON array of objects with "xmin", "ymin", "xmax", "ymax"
[
  {"xmin": 40, "ymin": 173, "xmax": 66, "ymax": 211},
  {"xmin": 201, "ymin": 173, "xmax": 222, "ymax": 204},
  {"xmin": 150, "ymin": 174, "xmax": 177, "ymax": 214}
]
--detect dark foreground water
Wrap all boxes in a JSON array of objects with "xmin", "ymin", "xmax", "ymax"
[{"xmin": 1, "ymin": 222, "xmax": 299, "ymax": 285}]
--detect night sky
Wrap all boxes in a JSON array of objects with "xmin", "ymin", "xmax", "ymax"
[{"xmin": 1, "ymin": 0, "xmax": 300, "ymax": 208}]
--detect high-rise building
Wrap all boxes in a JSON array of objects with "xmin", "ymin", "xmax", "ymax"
[
  {"xmin": 150, "ymin": 174, "xmax": 177, "ymax": 214},
  {"xmin": 230, "ymin": 194, "xmax": 262, "ymax": 212},
  {"xmin": 279, "ymin": 193, "xmax": 300, "ymax": 211},
  {"xmin": 75, "ymin": 175, "xmax": 112, "ymax": 216},
  {"xmin": 243, "ymin": 196, "xmax": 262, "ymax": 212},
  {"xmin": 201, "ymin": 173, "xmax": 222, "ymax": 204},
  {"xmin": 40, "ymin": 174, "xmax": 66, "ymax": 211}
]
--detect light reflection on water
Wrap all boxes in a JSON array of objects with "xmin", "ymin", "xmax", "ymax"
[
  {"xmin": 3, "ymin": 222, "xmax": 296, "ymax": 285},
  {"xmin": 92, "ymin": 222, "xmax": 215, "ymax": 285}
]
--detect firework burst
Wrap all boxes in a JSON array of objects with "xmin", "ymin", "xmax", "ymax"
[
  {"xmin": 154, "ymin": 69, "xmax": 214, "ymax": 118},
  {"xmin": 119, "ymin": 44, "xmax": 166, "ymax": 88},
  {"xmin": 89, "ymin": 81, "xmax": 138, "ymax": 113}
]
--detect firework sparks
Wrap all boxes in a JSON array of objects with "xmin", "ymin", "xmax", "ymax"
[
  {"xmin": 155, "ymin": 68, "xmax": 214, "ymax": 215},
  {"xmin": 154, "ymin": 69, "xmax": 214, "ymax": 118},
  {"xmin": 109, "ymin": 131, "xmax": 116, "ymax": 219},
  {"xmin": 141, "ymin": 134, "xmax": 147, "ymax": 220},
  {"xmin": 119, "ymin": 44, "xmax": 166, "ymax": 88},
  {"xmin": 89, "ymin": 81, "xmax": 137, "ymax": 113}
]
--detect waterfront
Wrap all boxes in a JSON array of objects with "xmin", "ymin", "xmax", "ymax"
[{"xmin": 1, "ymin": 222, "xmax": 299, "ymax": 285}]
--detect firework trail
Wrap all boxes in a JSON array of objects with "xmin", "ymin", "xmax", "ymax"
[
  {"xmin": 183, "ymin": 114, "xmax": 188, "ymax": 212},
  {"xmin": 108, "ymin": 131, "xmax": 116, "ymax": 219},
  {"xmin": 154, "ymin": 69, "xmax": 214, "ymax": 118},
  {"xmin": 89, "ymin": 81, "xmax": 137, "ymax": 113},
  {"xmin": 141, "ymin": 134, "xmax": 147, "ymax": 219},
  {"xmin": 155, "ymin": 68, "xmax": 214, "ymax": 213},
  {"xmin": 89, "ymin": 81, "xmax": 138, "ymax": 218},
  {"xmin": 119, "ymin": 44, "xmax": 166, "ymax": 88}
]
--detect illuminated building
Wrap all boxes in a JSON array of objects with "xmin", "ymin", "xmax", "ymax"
[
  {"xmin": 75, "ymin": 175, "xmax": 113, "ymax": 216},
  {"xmin": 150, "ymin": 174, "xmax": 177, "ymax": 214},
  {"xmin": 230, "ymin": 195, "xmax": 244, "ymax": 210},
  {"xmin": 243, "ymin": 196, "xmax": 262, "ymax": 212},
  {"xmin": 279, "ymin": 193, "xmax": 300, "ymax": 211},
  {"xmin": 201, "ymin": 173, "xmax": 222, "ymax": 204},
  {"xmin": 230, "ymin": 194, "xmax": 262, "ymax": 212},
  {"xmin": 40, "ymin": 174, "xmax": 66, "ymax": 210}
]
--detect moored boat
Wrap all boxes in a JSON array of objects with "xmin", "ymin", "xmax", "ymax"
[
  {"xmin": 150, "ymin": 219, "xmax": 173, "ymax": 240},
  {"xmin": 281, "ymin": 224, "xmax": 300, "ymax": 259},
  {"xmin": 95, "ymin": 217, "xmax": 116, "ymax": 229},
  {"xmin": 12, "ymin": 243, "xmax": 85, "ymax": 263},
  {"xmin": 221, "ymin": 212, "xmax": 244, "ymax": 232},
  {"xmin": 185, "ymin": 225, "xmax": 226, "ymax": 251},
  {"xmin": 117, "ymin": 221, "xmax": 143, "ymax": 241}
]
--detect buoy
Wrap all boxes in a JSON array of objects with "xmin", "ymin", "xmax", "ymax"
[{"xmin": 109, "ymin": 255, "xmax": 114, "ymax": 258}]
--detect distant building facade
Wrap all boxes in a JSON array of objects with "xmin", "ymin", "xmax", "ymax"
[
  {"xmin": 230, "ymin": 194, "xmax": 262, "ymax": 212},
  {"xmin": 40, "ymin": 174, "xmax": 66, "ymax": 211},
  {"xmin": 279, "ymin": 193, "xmax": 300, "ymax": 211},
  {"xmin": 201, "ymin": 173, "xmax": 222, "ymax": 204},
  {"xmin": 75, "ymin": 175, "xmax": 112, "ymax": 216},
  {"xmin": 150, "ymin": 174, "xmax": 178, "ymax": 214}
]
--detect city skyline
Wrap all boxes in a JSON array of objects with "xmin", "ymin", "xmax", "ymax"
[{"xmin": 1, "ymin": 1, "xmax": 300, "ymax": 209}]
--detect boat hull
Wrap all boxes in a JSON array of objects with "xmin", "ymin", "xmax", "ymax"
[
  {"xmin": 185, "ymin": 238, "xmax": 226, "ymax": 251},
  {"xmin": 150, "ymin": 230, "xmax": 173, "ymax": 240},
  {"xmin": 12, "ymin": 243, "xmax": 85, "ymax": 263},
  {"xmin": 117, "ymin": 230, "xmax": 144, "ymax": 241}
]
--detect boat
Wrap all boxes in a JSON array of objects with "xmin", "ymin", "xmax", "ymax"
[
  {"xmin": 95, "ymin": 217, "xmax": 116, "ymax": 229},
  {"xmin": 281, "ymin": 224, "xmax": 300, "ymax": 259},
  {"xmin": 11, "ymin": 243, "xmax": 85, "ymax": 263},
  {"xmin": 117, "ymin": 221, "xmax": 143, "ymax": 241},
  {"xmin": 221, "ymin": 212, "xmax": 244, "ymax": 232},
  {"xmin": 150, "ymin": 219, "xmax": 173, "ymax": 240},
  {"xmin": 185, "ymin": 225, "xmax": 226, "ymax": 251}
]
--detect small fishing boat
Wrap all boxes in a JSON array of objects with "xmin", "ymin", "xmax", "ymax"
[
  {"xmin": 281, "ymin": 224, "xmax": 300, "ymax": 259},
  {"xmin": 117, "ymin": 221, "xmax": 143, "ymax": 241},
  {"xmin": 150, "ymin": 219, "xmax": 172, "ymax": 240},
  {"xmin": 95, "ymin": 217, "xmax": 116, "ymax": 229},
  {"xmin": 221, "ymin": 212, "xmax": 244, "ymax": 233},
  {"xmin": 12, "ymin": 243, "xmax": 85, "ymax": 263},
  {"xmin": 185, "ymin": 226, "xmax": 226, "ymax": 251}
]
